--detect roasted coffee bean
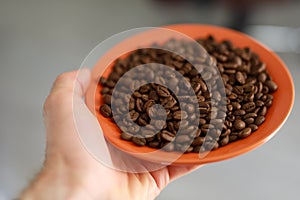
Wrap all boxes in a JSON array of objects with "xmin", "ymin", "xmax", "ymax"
[
  {"xmin": 99, "ymin": 36, "xmax": 277, "ymax": 153},
  {"xmin": 233, "ymin": 120, "xmax": 246, "ymax": 130},
  {"xmin": 148, "ymin": 141, "xmax": 160, "ymax": 148},
  {"xmin": 176, "ymin": 135, "xmax": 191, "ymax": 143},
  {"xmin": 173, "ymin": 111, "xmax": 188, "ymax": 120},
  {"xmin": 255, "ymin": 116, "xmax": 265, "ymax": 125},
  {"xmin": 121, "ymin": 132, "xmax": 133, "ymax": 141},
  {"xmin": 220, "ymin": 135, "xmax": 229, "ymax": 146},
  {"xmin": 132, "ymin": 137, "xmax": 146, "ymax": 146},
  {"xmin": 161, "ymin": 130, "xmax": 175, "ymax": 142},
  {"xmin": 163, "ymin": 143, "xmax": 175, "ymax": 151},
  {"xmin": 231, "ymin": 102, "xmax": 241, "ymax": 110},
  {"xmin": 265, "ymin": 80, "xmax": 278, "ymax": 92},
  {"xmin": 100, "ymin": 104, "xmax": 112, "ymax": 118},
  {"xmin": 256, "ymin": 100, "xmax": 264, "ymax": 107},
  {"xmin": 103, "ymin": 94, "xmax": 112, "ymax": 105},
  {"xmin": 236, "ymin": 71, "xmax": 245, "ymax": 84},
  {"xmin": 238, "ymin": 127, "xmax": 252, "ymax": 138},
  {"xmin": 242, "ymin": 102, "xmax": 256, "ymax": 112},
  {"xmin": 260, "ymin": 106, "xmax": 267, "ymax": 116},
  {"xmin": 156, "ymin": 85, "xmax": 170, "ymax": 97},
  {"xmin": 129, "ymin": 110, "xmax": 139, "ymax": 121},
  {"xmin": 244, "ymin": 118, "xmax": 254, "ymax": 125},
  {"xmin": 233, "ymin": 109, "xmax": 246, "ymax": 116},
  {"xmin": 242, "ymin": 112, "xmax": 257, "ymax": 119},
  {"xmin": 248, "ymin": 124, "xmax": 258, "ymax": 132}
]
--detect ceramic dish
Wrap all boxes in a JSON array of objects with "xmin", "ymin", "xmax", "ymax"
[{"xmin": 85, "ymin": 24, "xmax": 294, "ymax": 165}]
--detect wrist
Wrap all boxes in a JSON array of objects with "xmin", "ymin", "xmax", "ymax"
[{"xmin": 19, "ymin": 156, "xmax": 105, "ymax": 200}]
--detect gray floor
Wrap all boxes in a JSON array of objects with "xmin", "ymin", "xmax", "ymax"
[{"xmin": 0, "ymin": 0, "xmax": 299, "ymax": 199}]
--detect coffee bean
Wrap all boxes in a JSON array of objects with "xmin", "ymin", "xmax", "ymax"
[
  {"xmin": 265, "ymin": 80, "xmax": 278, "ymax": 92},
  {"xmin": 242, "ymin": 112, "xmax": 257, "ymax": 119},
  {"xmin": 100, "ymin": 104, "xmax": 112, "ymax": 118},
  {"xmin": 176, "ymin": 135, "xmax": 191, "ymax": 143},
  {"xmin": 233, "ymin": 109, "xmax": 246, "ymax": 116},
  {"xmin": 99, "ymin": 76, "xmax": 107, "ymax": 86},
  {"xmin": 103, "ymin": 94, "xmax": 112, "ymax": 105},
  {"xmin": 248, "ymin": 124, "xmax": 258, "ymax": 132},
  {"xmin": 234, "ymin": 120, "xmax": 246, "ymax": 130},
  {"xmin": 259, "ymin": 106, "xmax": 267, "ymax": 116},
  {"xmin": 244, "ymin": 117, "xmax": 254, "ymax": 125},
  {"xmin": 238, "ymin": 127, "xmax": 252, "ymax": 138},
  {"xmin": 132, "ymin": 137, "xmax": 146, "ymax": 146},
  {"xmin": 236, "ymin": 71, "xmax": 245, "ymax": 84},
  {"xmin": 231, "ymin": 102, "xmax": 241, "ymax": 110},
  {"xmin": 161, "ymin": 130, "xmax": 175, "ymax": 142},
  {"xmin": 173, "ymin": 111, "xmax": 188, "ymax": 120},
  {"xmin": 148, "ymin": 141, "xmax": 160, "ymax": 148},
  {"xmin": 121, "ymin": 132, "xmax": 133, "ymax": 141},
  {"xmin": 156, "ymin": 85, "xmax": 170, "ymax": 97},
  {"xmin": 163, "ymin": 143, "xmax": 175, "ymax": 151},
  {"xmin": 255, "ymin": 116, "xmax": 265, "ymax": 126},
  {"xmin": 242, "ymin": 102, "xmax": 256, "ymax": 112},
  {"xmin": 220, "ymin": 135, "xmax": 229, "ymax": 146},
  {"xmin": 135, "ymin": 98, "xmax": 143, "ymax": 112}
]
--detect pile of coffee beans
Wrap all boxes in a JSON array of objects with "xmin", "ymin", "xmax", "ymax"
[{"xmin": 99, "ymin": 35, "xmax": 278, "ymax": 153}]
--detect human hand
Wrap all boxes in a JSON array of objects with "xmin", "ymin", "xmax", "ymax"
[{"xmin": 20, "ymin": 69, "xmax": 201, "ymax": 200}]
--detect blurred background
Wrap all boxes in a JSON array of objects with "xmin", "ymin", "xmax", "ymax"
[{"xmin": 0, "ymin": 0, "xmax": 299, "ymax": 199}]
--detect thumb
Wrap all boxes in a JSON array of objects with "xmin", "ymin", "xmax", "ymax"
[{"xmin": 50, "ymin": 68, "xmax": 91, "ymax": 97}]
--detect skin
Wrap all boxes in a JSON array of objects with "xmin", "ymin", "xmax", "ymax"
[{"xmin": 19, "ymin": 69, "xmax": 201, "ymax": 200}]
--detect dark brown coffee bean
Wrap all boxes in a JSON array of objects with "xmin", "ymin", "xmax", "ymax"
[
  {"xmin": 100, "ymin": 104, "xmax": 112, "ymax": 118},
  {"xmin": 256, "ymin": 100, "xmax": 264, "ymax": 107},
  {"xmin": 221, "ymin": 129, "xmax": 231, "ymax": 137},
  {"xmin": 244, "ymin": 117, "xmax": 254, "ymax": 125},
  {"xmin": 176, "ymin": 135, "xmax": 191, "ymax": 143},
  {"xmin": 236, "ymin": 71, "xmax": 245, "ymax": 84},
  {"xmin": 161, "ymin": 130, "xmax": 175, "ymax": 142},
  {"xmin": 192, "ymin": 137, "xmax": 204, "ymax": 146},
  {"xmin": 233, "ymin": 109, "xmax": 246, "ymax": 116},
  {"xmin": 103, "ymin": 94, "xmax": 112, "ymax": 105},
  {"xmin": 163, "ymin": 143, "xmax": 175, "ymax": 152},
  {"xmin": 129, "ymin": 110, "xmax": 139, "ymax": 121},
  {"xmin": 234, "ymin": 120, "xmax": 246, "ymax": 130},
  {"xmin": 242, "ymin": 102, "xmax": 256, "ymax": 112},
  {"xmin": 148, "ymin": 141, "xmax": 160, "ymax": 148},
  {"xmin": 220, "ymin": 135, "xmax": 229, "ymax": 146},
  {"xmin": 259, "ymin": 106, "xmax": 267, "ymax": 116},
  {"xmin": 229, "ymin": 135, "xmax": 238, "ymax": 142},
  {"xmin": 186, "ymin": 104, "xmax": 195, "ymax": 113},
  {"xmin": 156, "ymin": 86, "xmax": 170, "ymax": 97},
  {"xmin": 255, "ymin": 116, "xmax": 265, "ymax": 125},
  {"xmin": 120, "ymin": 132, "xmax": 133, "ymax": 141},
  {"xmin": 258, "ymin": 73, "xmax": 267, "ymax": 83},
  {"xmin": 248, "ymin": 124, "xmax": 258, "ymax": 132},
  {"xmin": 99, "ymin": 76, "xmax": 107, "ymax": 86},
  {"xmin": 132, "ymin": 137, "xmax": 146, "ymax": 146},
  {"xmin": 231, "ymin": 102, "xmax": 241, "ymax": 110},
  {"xmin": 173, "ymin": 111, "xmax": 188, "ymax": 120},
  {"xmin": 242, "ymin": 112, "xmax": 257, "ymax": 119},
  {"xmin": 265, "ymin": 80, "xmax": 278, "ymax": 92},
  {"xmin": 135, "ymin": 98, "xmax": 143, "ymax": 112},
  {"xmin": 143, "ymin": 100, "xmax": 155, "ymax": 112},
  {"xmin": 238, "ymin": 127, "xmax": 252, "ymax": 138},
  {"xmin": 265, "ymin": 99, "xmax": 273, "ymax": 107},
  {"xmin": 154, "ymin": 120, "xmax": 166, "ymax": 129}
]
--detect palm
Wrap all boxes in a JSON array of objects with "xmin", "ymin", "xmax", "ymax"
[{"xmin": 43, "ymin": 70, "xmax": 200, "ymax": 199}]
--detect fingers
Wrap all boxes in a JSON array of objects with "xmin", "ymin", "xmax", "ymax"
[
  {"xmin": 50, "ymin": 68, "xmax": 91, "ymax": 97},
  {"xmin": 167, "ymin": 164, "xmax": 203, "ymax": 182}
]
